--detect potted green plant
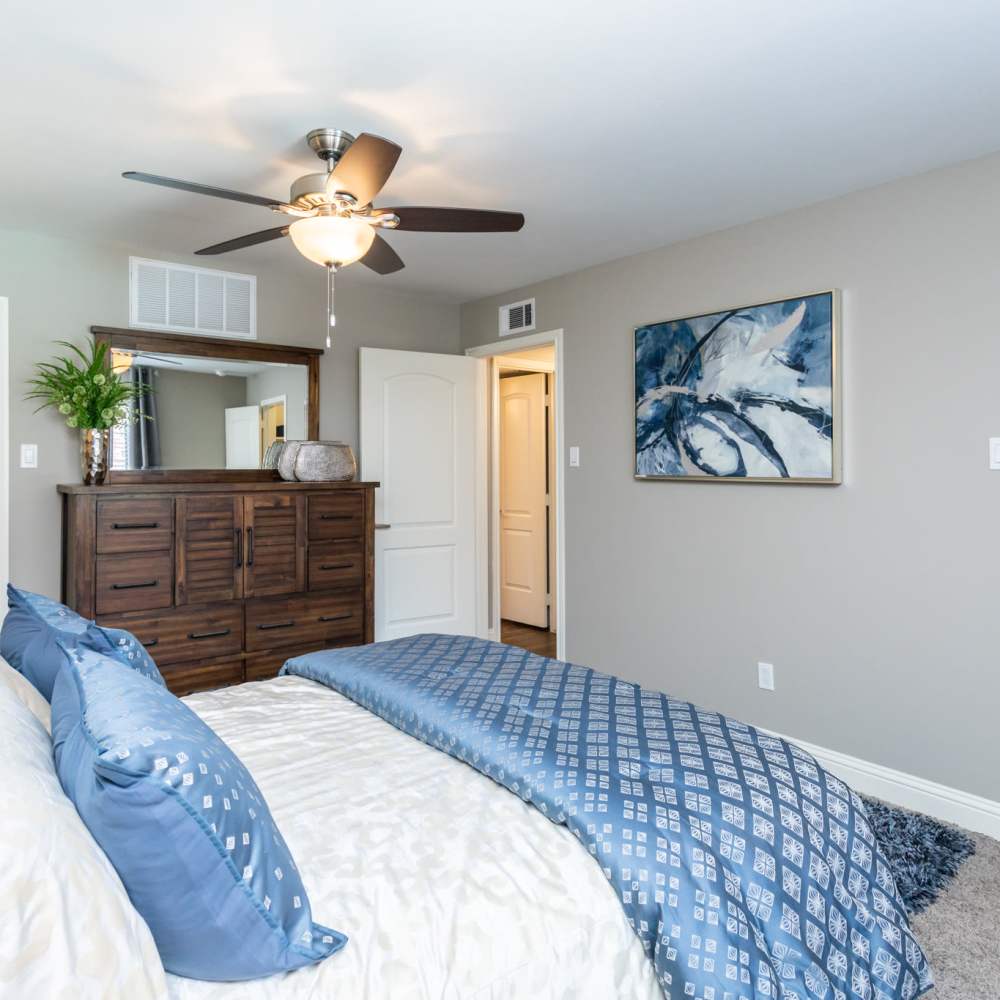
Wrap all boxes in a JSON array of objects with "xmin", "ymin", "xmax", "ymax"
[{"xmin": 26, "ymin": 340, "xmax": 147, "ymax": 485}]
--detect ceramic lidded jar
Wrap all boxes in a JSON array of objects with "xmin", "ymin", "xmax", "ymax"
[
  {"xmin": 293, "ymin": 441, "xmax": 357, "ymax": 482},
  {"xmin": 277, "ymin": 441, "xmax": 303, "ymax": 481}
]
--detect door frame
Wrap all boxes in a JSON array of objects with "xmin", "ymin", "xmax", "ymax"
[
  {"xmin": 0, "ymin": 298, "xmax": 8, "ymax": 614},
  {"xmin": 466, "ymin": 329, "xmax": 566, "ymax": 660},
  {"xmin": 259, "ymin": 393, "xmax": 288, "ymax": 450}
]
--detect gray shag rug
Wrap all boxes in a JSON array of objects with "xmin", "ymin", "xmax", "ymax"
[
  {"xmin": 859, "ymin": 796, "xmax": 999, "ymax": 998},
  {"xmin": 861, "ymin": 795, "xmax": 976, "ymax": 914}
]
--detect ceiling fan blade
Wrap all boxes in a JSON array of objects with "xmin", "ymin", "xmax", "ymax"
[
  {"xmin": 326, "ymin": 133, "xmax": 402, "ymax": 206},
  {"xmin": 123, "ymin": 171, "xmax": 283, "ymax": 209},
  {"xmin": 195, "ymin": 226, "xmax": 289, "ymax": 255},
  {"xmin": 360, "ymin": 233, "xmax": 405, "ymax": 275},
  {"xmin": 385, "ymin": 206, "xmax": 525, "ymax": 232}
]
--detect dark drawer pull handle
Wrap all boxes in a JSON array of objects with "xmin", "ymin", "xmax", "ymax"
[
  {"xmin": 111, "ymin": 579, "xmax": 159, "ymax": 590},
  {"xmin": 320, "ymin": 562, "xmax": 354, "ymax": 571},
  {"xmin": 113, "ymin": 522, "xmax": 159, "ymax": 530},
  {"xmin": 256, "ymin": 620, "xmax": 295, "ymax": 631},
  {"xmin": 319, "ymin": 612, "xmax": 353, "ymax": 623},
  {"xmin": 234, "ymin": 528, "xmax": 243, "ymax": 569},
  {"xmin": 188, "ymin": 628, "xmax": 232, "ymax": 641},
  {"xmin": 320, "ymin": 513, "xmax": 354, "ymax": 520},
  {"xmin": 247, "ymin": 526, "xmax": 254, "ymax": 567},
  {"xmin": 142, "ymin": 638, "xmax": 159, "ymax": 648}
]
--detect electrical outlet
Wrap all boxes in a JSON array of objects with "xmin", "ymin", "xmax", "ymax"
[
  {"xmin": 20, "ymin": 443, "xmax": 38, "ymax": 469},
  {"xmin": 569, "ymin": 446, "xmax": 580, "ymax": 467},
  {"xmin": 757, "ymin": 661, "xmax": 775, "ymax": 691}
]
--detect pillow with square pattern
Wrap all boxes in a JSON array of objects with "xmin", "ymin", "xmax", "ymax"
[
  {"xmin": 51, "ymin": 644, "xmax": 345, "ymax": 981},
  {"xmin": 0, "ymin": 674, "xmax": 168, "ymax": 998},
  {"xmin": 0, "ymin": 585, "xmax": 164, "ymax": 698}
]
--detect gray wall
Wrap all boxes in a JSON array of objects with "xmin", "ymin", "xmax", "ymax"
[
  {"xmin": 153, "ymin": 369, "xmax": 247, "ymax": 468},
  {"xmin": 1, "ymin": 229, "xmax": 460, "ymax": 597},
  {"xmin": 461, "ymin": 152, "xmax": 1000, "ymax": 801},
  {"xmin": 245, "ymin": 365, "xmax": 308, "ymax": 443}
]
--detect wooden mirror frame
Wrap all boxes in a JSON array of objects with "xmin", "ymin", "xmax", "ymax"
[{"xmin": 91, "ymin": 326, "xmax": 322, "ymax": 484}]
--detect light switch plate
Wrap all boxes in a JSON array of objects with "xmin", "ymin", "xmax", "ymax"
[
  {"xmin": 990, "ymin": 438, "xmax": 1000, "ymax": 470},
  {"xmin": 20, "ymin": 443, "xmax": 38, "ymax": 469},
  {"xmin": 757, "ymin": 661, "xmax": 775, "ymax": 691},
  {"xmin": 569, "ymin": 446, "xmax": 580, "ymax": 467}
]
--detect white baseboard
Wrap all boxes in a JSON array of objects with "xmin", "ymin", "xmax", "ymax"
[{"xmin": 770, "ymin": 729, "xmax": 1000, "ymax": 840}]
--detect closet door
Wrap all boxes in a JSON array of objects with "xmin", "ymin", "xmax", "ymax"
[
  {"xmin": 175, "ymin": 495, "xmax": 244, "ymax": 606},
  {"xmin": 243, "ymin": 493, "xmax": 306, "ymax": 598}
]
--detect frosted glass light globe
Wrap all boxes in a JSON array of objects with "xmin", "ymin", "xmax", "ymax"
[{"xmin": 289, "ymin": 215, "xmax": 376, "ymax": 267}]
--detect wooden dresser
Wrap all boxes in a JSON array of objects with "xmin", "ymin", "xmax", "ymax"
[{"xmin": 58, "ymin": 481, "xmax": 376, "ymax": 696}]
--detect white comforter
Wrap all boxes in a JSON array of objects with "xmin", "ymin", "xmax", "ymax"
[{"xmin": 169, "ymin": 675, "xmax": 661, "ymax": 1000}]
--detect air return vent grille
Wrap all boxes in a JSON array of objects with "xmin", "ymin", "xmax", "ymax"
[
  {"xmin": 129, "ymin": 257, "xmax": 257, "ymax": 339},
  {"xmin": 499, "ymin": 297, "xmax": 535, "ymax": 336}
]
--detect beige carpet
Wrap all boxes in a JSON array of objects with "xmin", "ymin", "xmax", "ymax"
[{"xmin": 910, "ymin": 831, "xmax": 1000, "ymax": 998}]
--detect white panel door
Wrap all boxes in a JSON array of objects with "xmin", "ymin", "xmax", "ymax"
[
  {"xmin": 360, "ymin": 348, "xmax": 483, "ymax": 641},
  {"xmin": 500, "ymin": 373, "xmax": 549, "ymax": 627},
  {"xmin": 225, "ymin": 405, "xmax": 261, "ymax": 469}
]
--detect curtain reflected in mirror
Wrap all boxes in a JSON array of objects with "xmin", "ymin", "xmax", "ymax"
[{"xmin": 110, "ymin": 351, "xmax": 308, "ymax": 471}]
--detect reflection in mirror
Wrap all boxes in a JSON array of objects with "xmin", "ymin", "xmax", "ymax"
[{"xmin": 109, "ymin": 349, "xmax": 309, "ymax": 471}]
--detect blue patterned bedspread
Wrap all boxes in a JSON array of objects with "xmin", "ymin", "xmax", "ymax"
[{"xmin": 283, "ymin": 634, "xmax": 932, "ymax": 1000}]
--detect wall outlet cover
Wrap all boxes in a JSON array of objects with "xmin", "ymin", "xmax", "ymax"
[{"xmin": 19, "ymin": 443, "xmax": 38, "ymax": 469}]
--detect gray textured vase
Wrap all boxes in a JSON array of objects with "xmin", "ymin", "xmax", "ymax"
[
  {"xmin": 262, "ymin": 440, "xmax": 285, "ymax": 470},
  {"xmin": 80, "ymin": 428, "xmax": 110, "ymax": 485},
  {"xmin": 293, "ymin": 441, "xmax": 357, "ymax": 482},
  {"xmin": 277, "ymin": 441, "xmax": 303, "ymax": 481}
]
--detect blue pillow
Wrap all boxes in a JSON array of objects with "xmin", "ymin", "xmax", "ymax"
[
  {"xmin": 0, "ymin": 585, "xmax": 164, "ymax": 698},
  {"xmin": 51, "ymin": 645, "xmax": 345, "ymax": 981},
  {"xmin": 91, "ymin": 623, "xmax": 166, "ymax": 687}
]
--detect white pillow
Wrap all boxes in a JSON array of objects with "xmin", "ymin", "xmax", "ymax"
[
  {"xmin": 0, "ymin": 655, "xmax": 51, "ymax": 732},
  {"xmin": 0, "ymin": 680, "xmax": 169, "ymax": 999}
]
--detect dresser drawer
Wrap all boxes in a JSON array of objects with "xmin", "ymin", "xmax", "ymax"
[
  {"xmin": 98, "ymin": 603, "xmax": 243, "ymax": 666},
  {"xmin": 308, "ymin": 492, "xmax": 364, "ymax": 540},
  {"xmin": 97, "ymin": 498, "xmax": 174, "ymax": 554},
  {"xmin": 163, "ymin": 657, "xmax": 244, "ymax": 697},
  {"xmin": 308, "ymin": 539, "xmax": 364, "ymax": 590},
  {"xmin": 96, "ymin": 552, "xmax": 173, "ymax": 615},
  {"xmin": 245, "ymin": 592, "xmax": 363, "ymax": 652},
  {"xmin": 244, "ymin": 641, "xmax": 337, "ymax": 683}
]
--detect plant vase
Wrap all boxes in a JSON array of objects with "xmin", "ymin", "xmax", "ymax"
[{"xmin": 80, "ymin": 428, "xmax": 110, "ymax": 485}]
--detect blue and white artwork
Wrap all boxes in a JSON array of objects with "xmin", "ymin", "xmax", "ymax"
[{"xmin": 635, "ymin": 291, "xmax": 839, "ymax": 481}]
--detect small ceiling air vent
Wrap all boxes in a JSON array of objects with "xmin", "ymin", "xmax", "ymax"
[
  {"xmin": 129, "ymin": 257, "xmax": 257, "ymax": 339},
  {"xmin": 499, "ymin": 297, "xmax": 535, "ymax": 337}
]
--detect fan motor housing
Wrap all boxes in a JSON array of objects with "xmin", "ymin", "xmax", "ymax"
[{"xmin": 290, "ymin": 172, "xmax": 335, "ymax": 207}]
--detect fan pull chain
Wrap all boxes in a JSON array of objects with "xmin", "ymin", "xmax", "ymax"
[{"xmin": 326, "ymin": 263, "xmax": 337, "ymax": 349}]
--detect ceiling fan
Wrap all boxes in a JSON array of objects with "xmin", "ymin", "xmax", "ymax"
[{"xmin": 124, "ymin": 128, "xmax": 525, "ymax": 345}]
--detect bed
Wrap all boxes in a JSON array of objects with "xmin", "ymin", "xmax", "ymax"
[
  {"xmin": 171, "ymin": 674, "xmax": 662, "ymax": 999},
  {"xmin": 2, "ymin": 632, "xmax": 933, "ymax": 1000}
]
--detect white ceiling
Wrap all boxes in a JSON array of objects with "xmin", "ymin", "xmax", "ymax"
[{"xmin": 3, "ymin": 1, "xmax": 1000, "ymax": 303}]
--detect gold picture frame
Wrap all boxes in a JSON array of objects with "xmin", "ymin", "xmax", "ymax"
[{"xmin": 633, "ymin": 289, "xmax": 841, "ymax": 484}]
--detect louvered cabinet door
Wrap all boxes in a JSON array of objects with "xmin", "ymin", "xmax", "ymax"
[
  {"xmin": 243, "ymin": 493, "xmax": 306, "ymax": 598},
  {"xmin": 175, "ymin": 495, "xmax": 244, "ymax": 606}
]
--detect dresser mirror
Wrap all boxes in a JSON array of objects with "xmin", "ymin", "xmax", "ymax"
[{"xmin": 92, "ymin": 327, "xmax": 321, "ymax": 483}]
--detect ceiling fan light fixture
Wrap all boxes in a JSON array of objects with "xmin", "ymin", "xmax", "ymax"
[{"xmin": 288, "ymin": 215, "xmax": 375, "ymax": 267}]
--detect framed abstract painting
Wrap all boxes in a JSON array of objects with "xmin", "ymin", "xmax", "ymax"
[{"xmin": 634, "ymin": 290, "xmax": 841, "ymax": 483}]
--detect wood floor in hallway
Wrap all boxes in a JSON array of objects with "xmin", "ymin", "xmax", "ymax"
[{"xmin": 500, "ymin": 619, "xmax": 557, "ymax": 658}]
